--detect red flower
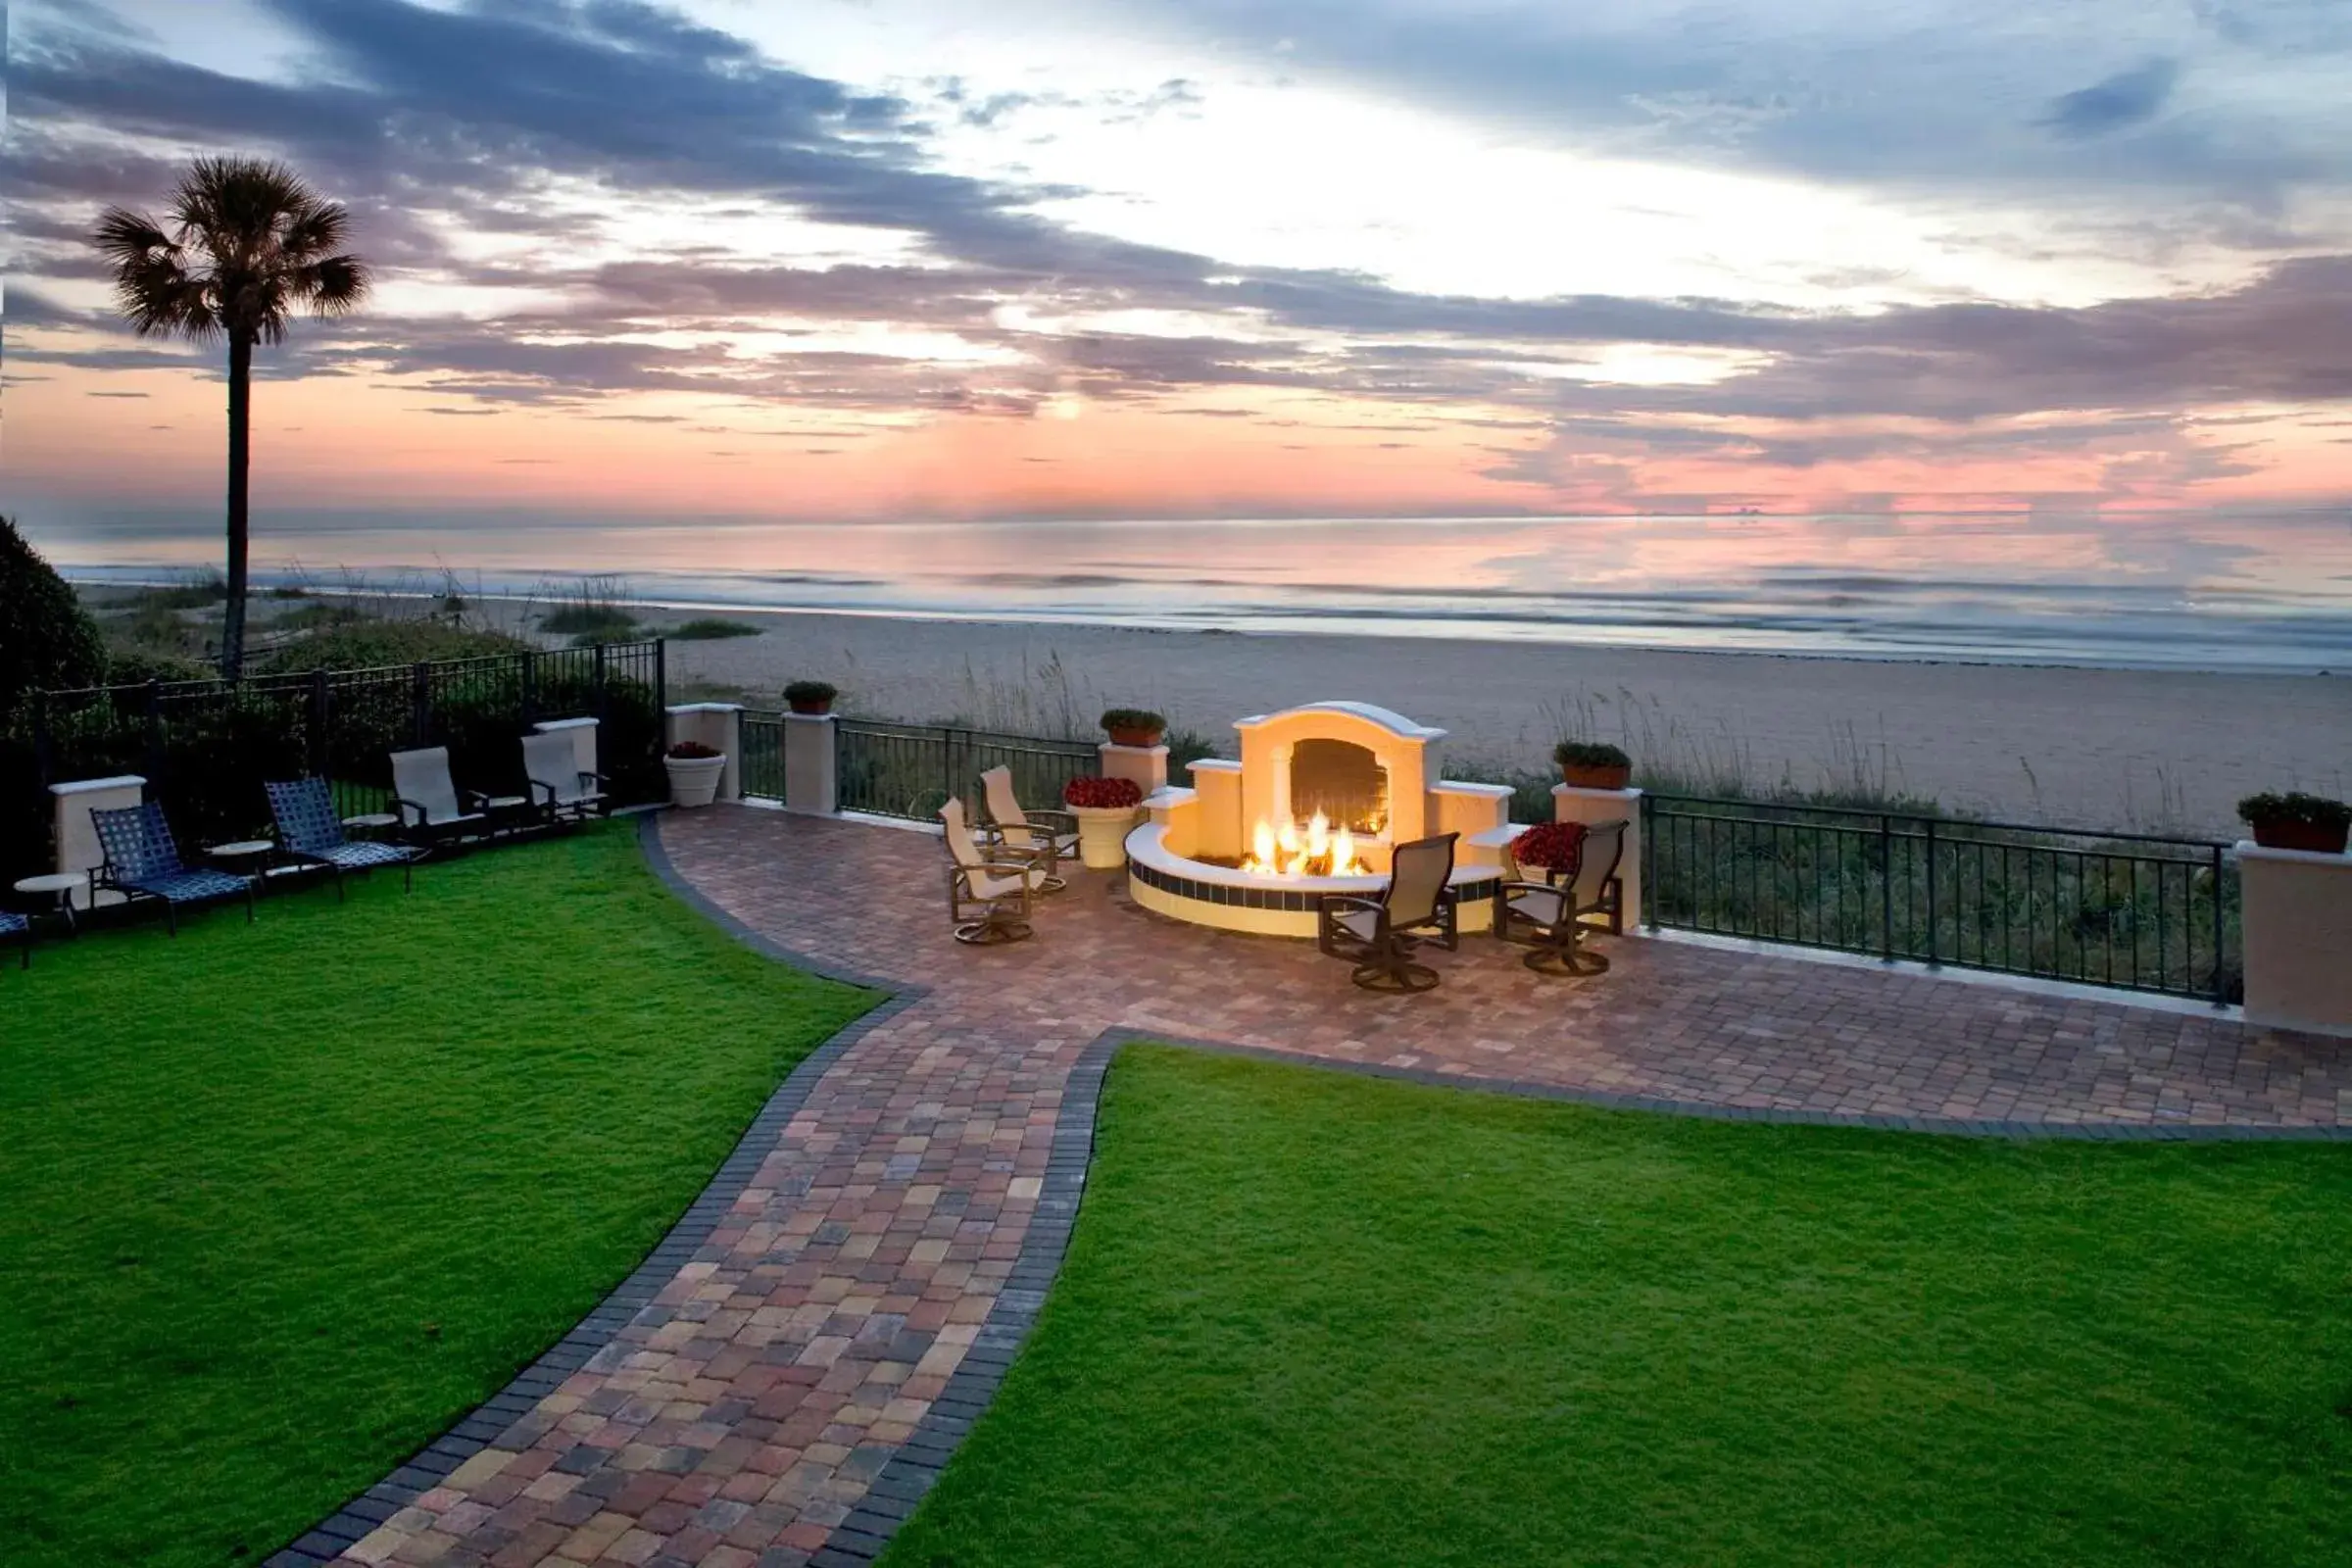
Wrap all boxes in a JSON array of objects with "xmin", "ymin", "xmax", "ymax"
[
  {"xmin": 1511, "ymin": 821, "xmax": 1588, "ymax": 873},
  {"xmin": 1064, "ymin": 775, "xmax": 1145, "ymax": 809}
]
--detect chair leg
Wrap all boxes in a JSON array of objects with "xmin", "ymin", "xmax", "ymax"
[
  {"xmin": 333, "ymin": 865, "xmax": 347, "ymax": 904},
  {"xmin": 1525, "ymin": 920, "xmax": 1611, "ymax": 977},
  {"xmin": 1351, "ymin": 933, "xmax": 1439, "ymax": 993}
]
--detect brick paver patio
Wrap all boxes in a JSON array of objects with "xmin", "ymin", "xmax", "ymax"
[{"xmin": 311, "ymin": 807, "xmax": 2350, "ymax": 1568}]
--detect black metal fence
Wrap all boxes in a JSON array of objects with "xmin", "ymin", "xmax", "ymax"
[
  {"xmin": 1641, "ymin": 794, "xmax": 2239, "ymax": 1003},
  {"xmin": 821, "ymin": 719, "xmax": 1099, "ymax": 822},
  {"xmin": 739, "ymin": 711, "xmax": 789, "ymax": 805},
  {"xmin": 7, "ymin": 642, "xmax": 666, "ymax": 877}
]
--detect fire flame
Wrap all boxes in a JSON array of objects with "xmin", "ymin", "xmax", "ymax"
[{"xmin": 1241, "ymin": 810, "xmax": 1370, "ymax": 878}]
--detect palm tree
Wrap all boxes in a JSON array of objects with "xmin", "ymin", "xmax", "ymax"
[{"xmin": 95, "ymin": 157, "xmax": 370, "ymax": 679}]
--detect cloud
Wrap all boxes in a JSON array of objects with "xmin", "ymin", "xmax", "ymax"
[{"xmin": 2041, "ymin": 60, "xmax": 2180, "ymax": 139}]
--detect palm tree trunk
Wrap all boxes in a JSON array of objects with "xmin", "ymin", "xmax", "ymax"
[{"xmin": 222, "ymin": 330, "xmax": 253, "ymax": 680}]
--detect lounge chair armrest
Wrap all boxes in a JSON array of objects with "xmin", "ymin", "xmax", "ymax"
[
  {"xmin": 1496, "ymin": 879, "xmax": 1567, "ymax": 898},
  {"xmin": 979, "ymin": 859, "xmax": 1042, "ymax": 878},
  {"xmin": 459, "ymin": 788, "xmax": 493, "ymax": 811},
  {"xmin": 389, "ymin": 793, "xmax": 433, "ymax": 826},
  {"xmin": 1026, "ymin": 808, "xmax": 1082, "ymax": 836}
]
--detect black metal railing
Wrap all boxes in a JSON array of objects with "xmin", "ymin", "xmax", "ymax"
[
  {"xmin": 11, "ymin": 642, "xmax": 666, "ymax": 873},
  {"xmin": 1641, "ymin": 795, "xmax": 2239, "ymax": 1004},
  {"xmin": 739, "ymin": 711, "xmax": 789, "ymax": 805},
  {"xmin": 828, "ymin": 719, "xmax": 1098, "ymax": 822}
]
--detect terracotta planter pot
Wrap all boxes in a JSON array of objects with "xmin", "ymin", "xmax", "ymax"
[
  {"xmin": 1069, "ymin": 804, "xmax": 1141, "ymax": 869},
  {"xmin": 1560, "ymin": 761, "xmax": 1632, "ymax": 791},
  {"xmin": 2249, "ymin": 817, "xmax": 2350, "ymax": 854},
  {"xmin": 665, "ymin": 753, "xmax": 727, "ymax": 808},
  {"xmin": 787, "ymin": 698, "xmax": 834, "ymax": 716},
  {"xmin": 1105, "ymin": 725, "xmax": 1163, "ymax": 749}
]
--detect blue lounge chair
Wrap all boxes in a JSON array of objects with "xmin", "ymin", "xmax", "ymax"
[
  {"xmin": 89, "ymin": 802, "xmax": 256, "ymax": 935},
  {"xmin": 0, "ymin": 910, "xmax": 26, "ymax": 969},
  {"xmin": 266, "ymin": 778, "xmax": 421, "ymax": 898}
]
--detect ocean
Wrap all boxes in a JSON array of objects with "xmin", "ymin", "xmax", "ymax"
[{"xmin": 48, "ymin": 509, "xmax": 2352, "ymax": 674}]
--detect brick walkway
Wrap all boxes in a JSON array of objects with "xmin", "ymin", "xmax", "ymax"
[{"xmin": 317, "ymin": 808, "xmax": 2350, "ymax": 1568}]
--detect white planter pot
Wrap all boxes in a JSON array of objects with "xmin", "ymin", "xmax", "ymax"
[
  {"xmin": 1070, "ymin": 805, "xmax": 1140, "ymax": 870},
  {"xmin": 665, "ymin": 753, "xmax": 727, "ymax": 808}
]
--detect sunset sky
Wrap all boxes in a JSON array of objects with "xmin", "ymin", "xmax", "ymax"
[{"xmin": 10, "ymin": 0, "xmax": 2352, "ymax": 547}]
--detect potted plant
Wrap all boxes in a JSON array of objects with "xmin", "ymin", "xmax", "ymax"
[
  {"xmin": 2238, "ymin": 792, "xmax": 2351, "ymax": 855},
  {"xmin": 1064, "ymin": 775, "xmax": 1147, "ymax": 869},
  {"xmin": 1508, "ymin": 821, "xmax": 1590, "ymax": 882},
  {"xmin": 1554, "ymin": 740, "xmax": 1632, "ymax": 792},
  {"xmin": 665, "ymin": 740, "xmax": 727, "ymax": 808},
  {"xmin": 1101, "ymin": 707, "xmax": 1166, "ymax": 749},
  {"xmin": 784, "ymin": 680, "xmax": 837, "ymax": 716}
]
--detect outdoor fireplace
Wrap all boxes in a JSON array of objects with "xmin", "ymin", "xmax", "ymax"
[{"xmin": 1122, "ymin": 701, "xmax": 1516, "ymax": 937}]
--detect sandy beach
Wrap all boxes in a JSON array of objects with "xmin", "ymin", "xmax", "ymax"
[{"xmin": 609, "ymin": 607, "xmax": 2351, "ymax": 837}]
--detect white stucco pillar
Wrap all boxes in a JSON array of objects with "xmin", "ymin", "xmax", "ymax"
[
  {"xmin": 1427, "ymin": 780, "xmax": 1515, "ymax": 866},
  {"xmin": 1553, "ymin": 783, "xmax": 1642, "ymax": 931},
  {"xmin": 783, "ymin": 712, "xmax": 838, "ymax": 815},
  {"xmin": 531, "ymin": 716, "xmax": 600, "ymax": 782},
  {"xmin": 663, "ymin": 704, "xmax": 744, "ymax": 803},
  {"xmin": 1099, "ymin": 741, "xmax": 1168, "ymax": 798},
  {"xmin": 2240, "ymin": 843, "xmax": 2352, "ymax": 1038},
  {"xmin": 52, "ymin": 775, "xmax": 146, "ymax": 908}
]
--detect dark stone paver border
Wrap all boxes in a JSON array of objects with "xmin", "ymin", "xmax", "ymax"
[
  {"xmin": 270, "ymin": 812, "xmax": 2350, "ymax": 1568},
  {"xmin": 263, "ymin": 818, "xmax": 917, "ymax": 1567},
  {"xmin": 810, "ymin": 1017, "xmax": 2352, "ymax": 1564}
]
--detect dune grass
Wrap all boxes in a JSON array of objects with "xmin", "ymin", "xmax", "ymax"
[
  {"xmin": 883, "ymin": 1046, "xmax": 2352, "ymax": 1568},
  {"xmin": 666, "ymin": 617, "xmax": 761, "ymax": 641},
  {"xmin": 0, "ymin": 824, "xmax": 875, "ymax": 1568}
]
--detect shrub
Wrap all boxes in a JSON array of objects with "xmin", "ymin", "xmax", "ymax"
[
  {"xmin": 125, "ymin": 571, "xmax": 228, "ymax": 611},
  {"xmin": 1509, "ymin": 821, "xmax": 1589, "ymax": 872},
  {"xmin": 260, "ymin": 620, "xmax": 530, "ymax": 673},
  {"xmin": 1553, "ymin": 740, "xmax": 1631, "ymax": 770},
  {"xmin": 668, "ymin": 740, "xmax": 722, "ymax": 760},
  {"xmin": 0, "ymin": 516, "xmax": 107, "ymax": 714},
  {"xmin": 102, "ymin": 647, "xmax": 220, "ymax": 687},
  {"xmin": 1064, "ymin": 776, "xmax": 1145, "ymax": 809},
  {"xmin": 2238, "ymin": 792, "xmax": 2352, "ymax": 828},
  {"xmin": 1100, "ymin": 708, "xmax": 1165, "ymax": 737},
  {"xmin": 669, "ymin": 618, "xmax": 760, "ymax": 641},
  {"xmin": 784, "ymin": 680, "xmax": 838, "ymax": 704}
]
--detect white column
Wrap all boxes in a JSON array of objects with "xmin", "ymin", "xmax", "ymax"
[
  {"xmin": 52, "ymin": 775, "xmax": 146, "ymax": 908},
  {"xmin": 1553, "ymin": 783, "xmax": 1642, "ymax": 932},
  {"xmin": 2240, "ymin": 843, "xmax": 2352, "ymax": 1038},
  {"xmin": 783, "ymin": 712, "xmax": 838, "ymax": 815},
  {"xmin": 1099, "ymin": 741, "xmax": 1167, "ymax": 798},
  {"xmin": 532, "ymin": 716, "xmax": 600, "ymax": 782},
  {"xmin": 663, "ymin": 704, "xmax": 744, "ymax": 803}
]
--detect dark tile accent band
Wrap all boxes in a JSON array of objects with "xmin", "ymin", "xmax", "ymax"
[
  {"xmin": 263, "ymin": 816, "xmax": 914, "ymax": 1567},
  {"xmin": 1129, "ymin": 854, "xmax": 1499, "ymax": 914}
]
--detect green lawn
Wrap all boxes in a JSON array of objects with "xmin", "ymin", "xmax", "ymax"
[
  {"xmin": 0, "ymin": 824, "xmax": 874, "ymax": 1568},
  {"xmin": 884, "ymin": 1047, "xmax": 2352, "ymax": 1568}
]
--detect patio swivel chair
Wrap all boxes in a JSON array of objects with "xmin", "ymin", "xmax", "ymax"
[
  {"xmin": 0, "ymin": 910, "xmax": 27, "ymax": 969},
  {"xmin": 1493, "ymin": 819, "xmax": 1627, "ymax": 976},
  {"xmin": 941, "ymin": 798, "xmax": 1052, "ymax": 945},
  {"xmin": 388, "ymin": 746, "xmax": 490, "ymax": 851},
  {"xmin": 1317, "ymin": 832, "xmax": 1461, "ymax": 992},
  {"xmin": 976, "ymin": 765, "xmax": 1079, "ymax": 893},
  {"xmin": 266, "ymin": 777, "xmax": 422, "ymax": 898},
  {"xmin": 89, "ymin": 801, "xmax": 257, "ymax": 935},
  {"xmin": 522, "ymin": 730, "xmax": 611, "ymax": 828}
]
